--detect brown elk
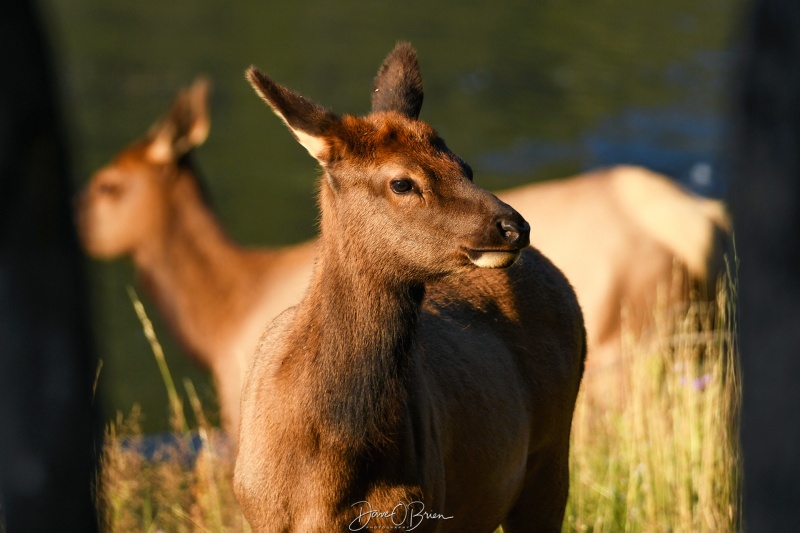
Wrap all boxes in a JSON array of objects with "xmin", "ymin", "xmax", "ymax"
[
  {"xmin": 78, "ymin": 76, "xmax": 728, "ymax": 436},
  {"xmin": 233, "ymin": 43, "xmax": 585, "ymax": 532},
  {"xmin": 76, "ymin": 78, "xmax": 316, "ymax": 436}
]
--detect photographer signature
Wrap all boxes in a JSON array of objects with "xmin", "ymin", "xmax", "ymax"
[{"xmin": 349, "ymin": 500, "xmax": 453, "ymax": 531}]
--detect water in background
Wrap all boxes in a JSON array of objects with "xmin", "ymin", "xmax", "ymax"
[{"xmin": 42, "ymin": 0, "xmax": 742, "ymax": 431}]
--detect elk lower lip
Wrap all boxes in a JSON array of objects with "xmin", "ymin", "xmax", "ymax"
[{"xmin": 465, "ymin": 248, "xmax": 522, "ymax": 269}]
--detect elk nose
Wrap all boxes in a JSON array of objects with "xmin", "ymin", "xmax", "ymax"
[{"xmin": 498, "ymin": 216, "xmax": 530, "ymax": 247}]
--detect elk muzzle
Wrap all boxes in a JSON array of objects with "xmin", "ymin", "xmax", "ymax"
[{"xmin": 465, "ymin": 211, "xmax": 530, "ymax": 269}]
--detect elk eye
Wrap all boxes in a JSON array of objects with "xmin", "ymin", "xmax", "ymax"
[
  {"xmin": 97, "ymin": 182, "xmax": 121, "ymax": 195},
  {"xmin": 390, "ymin": 179, "xmax": 413, "ymax": 194}
]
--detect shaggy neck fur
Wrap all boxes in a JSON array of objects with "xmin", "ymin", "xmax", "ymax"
[{"xmin": 291, "ymin": 180, "xmax": 426, "ymax": 449}]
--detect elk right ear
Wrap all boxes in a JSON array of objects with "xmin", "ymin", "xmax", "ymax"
[
  {"xmin": 146, "ymin": 76, "xmax": 211, "ymax": 164},
  {"xmin": 246, "ymin": 66, "xmax": 339, "ymax": 166},
  {"xmin": 371, "ymin": 42, "xmax": 424, "ymax": 119}
]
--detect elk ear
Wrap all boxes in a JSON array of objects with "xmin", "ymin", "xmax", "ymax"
[
  {"xmin": 371, "ymin": 42, "xmax": 423, "ymax": 119},
  {"xmin": 246, "ymin": 66, "xmax": 339, "ymax": 166},
  {"xmin": 146, "ymin": 76, "xmax": 211, "ymax": 164}
]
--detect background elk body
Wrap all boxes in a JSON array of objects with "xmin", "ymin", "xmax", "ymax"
[
  {"xmin": 233, "ymin": 43, "xmax": 585, "ymax": 532},
  {"xmin": 77, "ymin": 79, "xmax": 316, "ymax": 436},
  {"xmin": 499, "ymin": 166, "xmax": 730, "ymax": 391}
]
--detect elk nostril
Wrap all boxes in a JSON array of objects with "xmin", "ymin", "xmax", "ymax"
[
  {"xmin": 497, "ymin": 217, "xmax": 530, "ymax": 247},
  {"xmin": 499, "ymin": 219, "xmax": 520, "ymax": 243}
]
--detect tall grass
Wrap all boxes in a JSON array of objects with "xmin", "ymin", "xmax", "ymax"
[
  {"xmin": 565, "ymin": 278, "xmax": 741, "ymax": 532},
  {"xmin": 98, "ymin": 284, "xmax": 740, "ymax": 532},
  {"xmin": 97, "ymin": 289, "xmax": 249, "ymax": 532}
]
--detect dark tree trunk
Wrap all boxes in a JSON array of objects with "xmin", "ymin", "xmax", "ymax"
[
  {"xmin": 0, "ymin": 1, "xmax": 101, "ymax": 531},
  {"xmin": 729, "ymin": 0, "xmax": 800, "ymax": 529}
]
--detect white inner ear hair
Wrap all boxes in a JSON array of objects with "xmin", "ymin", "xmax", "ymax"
[{"xmin": 292, "ymin": 128, "xmax": 329, "ymax": 162}]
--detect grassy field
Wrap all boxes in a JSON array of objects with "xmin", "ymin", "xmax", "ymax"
[
  {"xmin": 98, "ymin": 282, "xmax": 740, "ymax": 532},
  {"xmin": 565, "ymin": 280, "xmax": 740, "ymax": 532}
]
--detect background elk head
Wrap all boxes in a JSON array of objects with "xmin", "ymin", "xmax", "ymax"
[{"xmin": 77, "ymin": 78, "xmax": 210, "ymax": 262}]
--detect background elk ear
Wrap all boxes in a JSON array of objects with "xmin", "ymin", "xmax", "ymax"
[
  {"xmin": 146, "ymin": 76, "xmax": 211, "ymax": 164},
  {"xmin": 371, "ymin": 42, "xmax": 424, "ymax": 119},
  {"xmin": 246, "ymin": 66, "xmax": 339, "ymax": 166}
]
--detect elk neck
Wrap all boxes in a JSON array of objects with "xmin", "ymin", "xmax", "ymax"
[
  {"xmin": 134, "ymin": 165, "xmax": 273, "ymax": 363},
  {"xmin": 290, "ymin": 181, "xmax": 427, "ymax": 446}
]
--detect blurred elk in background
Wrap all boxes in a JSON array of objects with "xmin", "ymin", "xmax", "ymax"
[
  {"xmin": 76, "ymin": 79, "xmax": 315, "ymax": 436},
  {"xmin": 499, "ymin": 166, "xmax": 730, "ymax": 402}
]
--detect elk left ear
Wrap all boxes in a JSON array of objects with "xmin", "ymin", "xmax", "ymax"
[
  {"xmin": 371, "ymin": 42, "xmax": 424, "ymax": 120},
  {"xmin": 147, "ymin": 76, "xmax": 211, "ymax": 164},
  {"xmin": 246, "ymin": 66, "xmax": 339, "ymax": 166}
]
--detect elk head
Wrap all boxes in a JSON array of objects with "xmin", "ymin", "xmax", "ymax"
[
  {"xmin": 77, "ymin": 77, "xmax": 211, "ymax": 260},
  {"xmin": 246, "ymin": 43, "xmax": 529, "ymax": 281}
]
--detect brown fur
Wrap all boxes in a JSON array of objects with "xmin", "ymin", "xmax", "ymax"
[
  {"xmin": 233, "ymin": 42, "xmax": 585, "ymax": 532},
  {"xmin": 75, "ymin": 79, "xmax": 316, "ymax": 436}
]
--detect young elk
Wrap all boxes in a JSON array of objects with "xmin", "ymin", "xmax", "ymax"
[
  {"xmin": 234, "ymin": 43, "xmax": 585, "ymax": 532},
  {"xmin": 76, "ymin": 79, "xmax": 316, "ymax": 437}
]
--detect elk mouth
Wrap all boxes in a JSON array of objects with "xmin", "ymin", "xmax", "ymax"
[{"xmin": 464, "ymin": 248, "xmax": 523, "ymax": 269}]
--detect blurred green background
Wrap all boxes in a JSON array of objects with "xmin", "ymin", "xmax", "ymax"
[{"xmin": 40, "ymin": 0, "xmax": 742, "ymax": 432}]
